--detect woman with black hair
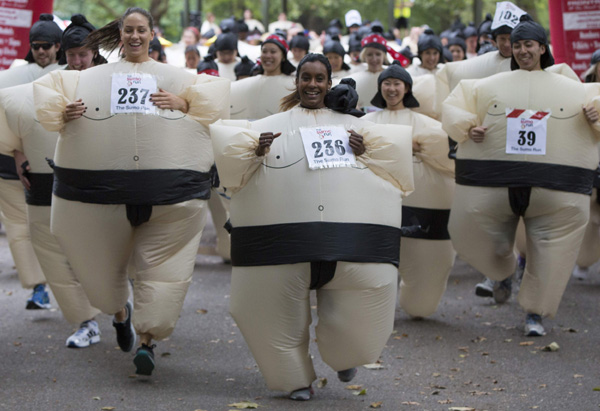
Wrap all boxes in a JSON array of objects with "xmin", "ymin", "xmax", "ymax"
[
  {"xmin": 443, "ymin": 15, "xmax": 600, "ymax": 337},
  {"xmin": 364, "ymin": 62, "xmax": 455, "ymax": 318},
  {"xmin": 230, "ymin": 34, "xmax": 295, "ymax": 120},
  {"xmin": 407, "ymin": 28, "xmax": 444, "ymax": 77},
  {"xmin": 33, "ymin": 7, "xmax": 229, "ymax": 375},
  {"xmin": 323, "ymin": 36, "xmax": 351, "ymax": 83},
  {"xmin": 211, "ymin": 53, "xmax": 414, "ymax": 401}
]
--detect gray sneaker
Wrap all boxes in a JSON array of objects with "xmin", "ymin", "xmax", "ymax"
[
  {"xmin": 493, "ymin": 278, "xmax": 512, "ymax": 304},
  {"xmin": 475, "ymin": 278, "xmax": 495, "ymax": 297},
  {"xmin": 524, "ymin": 314, "xmax": 545, "ymax": 336}
]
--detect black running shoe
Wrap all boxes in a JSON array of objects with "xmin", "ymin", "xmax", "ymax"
[
  {"xmin": 134, "ymin": 344, "xmax": 156, "ymax": 376},
  {"xmin": 112, "ymin": 302, "xmax": 136, "ymax": 352}
]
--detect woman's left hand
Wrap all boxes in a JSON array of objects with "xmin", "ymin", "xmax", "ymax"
[
  {"xmin": 348, "ymin": 129, "xmax": 365, "ymax": 156},
  {"xmin": 150, "ymin": 88, "xmax": 189, "ymax": 113}
]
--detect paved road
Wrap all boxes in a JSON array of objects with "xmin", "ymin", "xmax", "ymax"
[{"xmin": 1, "ymin": 219, "xmax": 599, "ymax": 411}]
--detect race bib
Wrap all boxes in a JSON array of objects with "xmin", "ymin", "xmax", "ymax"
[
  {"xmin": 300, "ymin": 125, "xmax": 356, "ymax": 170},
  {"xmin": 110, "ymin": 73, "xmax": 157, "ymax": 114},
  {"xmin": 505, "ymin": 108, "xmax": 550, "ymax": 155},
  {"xmin": 491, "ymin": 2, "xmax": 527, "ymax": 30}
]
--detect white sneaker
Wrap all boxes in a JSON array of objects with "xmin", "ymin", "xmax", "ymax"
[
  {"xmin": 572, "ymin": 265, "xmax": 590, "ymax": 280},
  {"xmin": 66, "ymin": 320, "xmax": 101, "ymax": 348},
  {"xmin": 524, "ymin": 314, "xmax": 545, "ymax": 336},
  {"xmin": 475, "ymin": 278, "xmax": 495, "ymax": 297}
]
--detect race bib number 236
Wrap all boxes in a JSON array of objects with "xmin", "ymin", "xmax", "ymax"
[
  {"xmin": 110, "ymin": 73, "xmax": 157, "ymax": 114},
  {"xmin": 300, "ymin": 125, "xmax": 356, "ymax": 170}
]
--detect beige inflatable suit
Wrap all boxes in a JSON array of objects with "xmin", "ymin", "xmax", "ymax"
[
  {"xmin": 211, "ymin": 107, "xmax": 413, "ymax": 393},
  {"xmin": 230, "ymin": 74, "xmax": 295, "ymax": 120},
  {"xmin": 443, "ymin": 70, "xmax": 600, "ymax": 318},
  {"xmin": 365, "ymin": 109, "xmax": 455, "ymax": 317},
  {"xmin": 0, "ymin": 83, "xmax": 100, "ymax": 323},
  {"xmin": 0, "ymin": 63, "xmax": 64, "ymax": 289},
  {"xmin": 34, "ymin": 60, "xmax": 229, "ymax": 340}
]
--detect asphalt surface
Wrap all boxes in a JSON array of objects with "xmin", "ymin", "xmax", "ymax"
[{"xmin": 1, "ymin": 217, "xmax": 599, "ymax": 411}]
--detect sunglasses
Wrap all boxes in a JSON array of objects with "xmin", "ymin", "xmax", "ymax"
[{"xmin": 31, "ymin": 43, "xmax": 54, "ymax": 51}]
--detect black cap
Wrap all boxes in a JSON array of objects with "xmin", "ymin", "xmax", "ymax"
[
  {"xmin": 197, "ymin": 54, "xmax": 219, "ymax": 76},
  {"xmin": 30, "ymin": 13, "xmax": 62, "ymax": 43},
  {"xmin": 463, "ymin": 23, "xmax": 477, "ymax": 38},
  {"xmin": 323, "ymin": 37, "xmax": 350, "ymax": 71},
  {"xmin": 447, "ymin": 35, "xmax": 466, "ymax": 53},
  {"xmin": 149, "ymin": 36, "xmax": 162, "ymax": 54},
  {"xmin": 417, "ymin": 29, "xmax": 443, "ymax": 57},
  {"xmin": 371, "ymin": 61, "xmax": 419, "ymax": 109},
  {"xmin": 289, "ymin": 33, "xmax": 309, "ymax": 51},
  {"xmin": 234, "ymin": 55, "xmax": 255, "ymax": 79},
  {"xmin": 215, "ymin": 32, "xmax": 238, "ymax": 51},
  {"xmin": 348, "ymin": 33, "xmax": 362, "ymax": 53},
  {"xmin": 478, "ymin": 13, "xmax": 493, "ymax": 38},
  {"xmin": 62, "ymin": 14, "xmax": 95, "ymax": 51},
  {"xmin": 510, "ymin": 14, "xmax": 554, "ymax": 70},
  {"xmin": 220, "ymin": 17, "xmax": 237, "ymax": 34},
  {"xmin": 324, "ymin": 78, "xmax": 364, "ymax": 118}
]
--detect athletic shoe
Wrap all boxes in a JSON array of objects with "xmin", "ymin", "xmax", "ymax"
[
  {"xmin": 289, "ymin": 386, "xmax": 313, "ymax": 401},
  {"xmin": 475, "ymin": 278, "xmax": 495, "ymax": 298},
  {"xmin": 572, "ymin": 265, "xmax": 590, "ymax": 280},
  {"xmin": 337, "ymin": 367, "xmax": 358, "ymax": 382},
  {"xmin": 66, "ymin": 320, "xmax": 101, "ymax": 348},
  {"xmin": 493, "ymin": 277, "xmax": 512, "ymax": 304},
  {"xmin": 524, "ymin": 313, "xmax": 545, "ymax": 336},
  {"xmin": 112, "ymin": 301, "xmax": 136, "ymax": 352},
  {"xmin": 134, "ymin": 344, "xmax": 156, "ymax": 376},
  {"xmin": 26, "ymin": 284, "xmax": 51, "ymax": 310}
]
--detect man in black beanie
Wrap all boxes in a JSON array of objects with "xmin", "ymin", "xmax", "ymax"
[{"xmin": 26, "ymin": 14, "xmax": 63, "ymax": 68}]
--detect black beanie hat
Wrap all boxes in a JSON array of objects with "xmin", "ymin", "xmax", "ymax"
[
  {"xmin": 323, "ymin": 37, "xmax": 350, "ymax": 71},
  {"xmin": 371, "ymin": 61, "xmax": 419, "ymax": 109},
  {"xmin": 289, "ymin": 33, "xmax": 309, "ymax": 51},
  {"xmin": 447, "ymin": 35, "xmax": 467, "ymax": 53},
  {"xmin": 348, "ymin": 33, "xmax": 362, "ymax": 53},
  {"xmin": 324, "ymin": 78, "xmax": 365, "ymax": 118},
  {"xmin": 510, "ymin": 15, "xmax": 554, "ymax": 70},
  {"xmin": 62, "ymin": 14, "xmax": 95, "ymax": 51},
  {"xmin": 197, "ymin": 54, "xmax": 219, "ymax": 76},
  {"xmin": 478, "ymin": 14, "xmax": 493, "ymax": 38},
  {"xmin": 30, "ymin": 14, "xmax": 62, "ymax": 43},
  {"xmin": 417, "ymin": 29, "xmax": 443, "ymax": 56},
  {"xmin": 215, "ymin": 32, "xmax": 238, "ymax": 51},
  {"xmin": 234, "ymin": 55, "xmax": 255, "ymax": 79},
  {"xmin": 463, "ymin": 23, "xmax": 477, "ymax": 39}
]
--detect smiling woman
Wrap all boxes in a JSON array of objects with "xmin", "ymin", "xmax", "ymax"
[
  {"xmin": 211, "ymin": 53, "xmax": 415, "ymax": 402},
  {"xmin": 33, "ymin": 7, "xmax": 230, "ymax": 377}
]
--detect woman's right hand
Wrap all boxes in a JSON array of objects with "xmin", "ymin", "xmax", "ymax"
[
  {"xmin": 255, "ymin": 132, "xmax": 281, "ymax": 156},
  {"xmin": 468, "ymin": 126, "xmax": 487, "ymax": 143},
  {"xmin": 64, "ymin": 98, "xmax": 86, "ymax": 122}
]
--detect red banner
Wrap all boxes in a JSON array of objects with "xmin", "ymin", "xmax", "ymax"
[
  {"xmin": 0, "ymin": 0, "xmax": 54, "ymax": 70},
  {"xmin": 549, "ymin": 0, "xmax": 600, "ymax": 81}
]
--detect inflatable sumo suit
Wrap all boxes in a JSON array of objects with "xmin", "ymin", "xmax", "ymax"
[
  {"xmin": 365, "ymin": 108, "xmax": 455, "ymax": 318},
  {"xmin": 442, "ymin": 69, "xmax": 600, "ymax": 318},
  {"xmin": 33, "ymin": 61, "xmax": 229, "ymax": 340},
  {"xmin": 0, "ymin": 63, "xmax": 64, "ymax": 289},
  {"xmin": 0, "ymin": 83, "xmax": 100, "ymax": 323},
  {"xmin": 210, "ymin": 106, "xmax": 414, "ymax": 392},
  {"xmin": 576, "ymin": 146, "xmax": 600, "ymax": 270},
  {"xmin": 229, "ymin": 73, "xmax": 295, "ymax": 120}
]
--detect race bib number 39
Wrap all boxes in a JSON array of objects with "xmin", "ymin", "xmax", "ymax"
[
  {"xmin": 110, "ymin": 73, "xmax": 158, "ymax": 114},
  {"xmin": 300, "ymin": 125, "xmax": 356, "ymax": 170},
  {"xmin": 505, "ymin": 108, "xmax": 550, "ymax": 155}
]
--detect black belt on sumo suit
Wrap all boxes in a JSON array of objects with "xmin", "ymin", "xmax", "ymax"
[
  {"xmin": 456, "ymin": 158, "xmax": 596, "ymax": 216},
  {"xmin": 33, "ymin": 162, "xmax": 214, "ymax": 227}
]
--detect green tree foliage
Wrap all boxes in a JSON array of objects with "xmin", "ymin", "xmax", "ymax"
[{"xmin": 53, "ymin": 0, "xmax": 550, "ymax": 41}]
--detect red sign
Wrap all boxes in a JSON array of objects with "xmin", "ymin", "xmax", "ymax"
[
  {"xmin": 549, "ymin": 0, "xmax": 600, "ymax": 81},
  {"xmin": 0, "ymin": 0, "xmax": 54, "ymax": 70}
]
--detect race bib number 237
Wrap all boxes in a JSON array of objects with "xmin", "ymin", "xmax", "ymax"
[{"xmin": 110, "ymin": 73, "xmax": 157, "ymax": 114}]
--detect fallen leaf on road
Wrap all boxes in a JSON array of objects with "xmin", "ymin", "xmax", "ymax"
[
  {"xmin": 493, "ymin": 388, "xmax": 505, "ymax": 392},
  {"xmin": 519, "ymin": 341, "xmax": 534, "ymax": 346},
  {"xmin": 93, "ymin": 397, "xmax": 100, "ymax": 400},
  {"xmin": 593, "ymin": 387, "xmax": 600, "ymax": 391},
  {"xmin": 433, "ymin": 373, "xmax": 441, "ymax": 377},
  {"xmin": 353, "ymin": 388, "xmax": 367, "ymax": 396},
  {"xmin": 504, "ymin": 339, "xmax": 512, "ymax": 343},
  {"xmin": 346, "ymin": 385, "xmax": 362, "ymax": 390},
  {"xmin": 469, "ymin": 391, "xmax": 489, "ymax": 396},
  {"xmin": 458, "ymin": 347, "xmax": 469, "ymax": 352},
  {"xmin": 101, "ymin": 408, "xmax": 116, "ymax": 411},
  {"xmin": 574, "ymin": 374, "xmax": 584, "ymax": 378},
  {"xmin": 196, "ymin": 309, "xmax": 208, "ymax": 314},
  {"xmin": 317, "ymin": 378, "xmax": 327, "ymax": 388},
  {"xmin": 449, "ymin": 408, "xmax": 475, "ymax": 411},
  {"xmin": 401, "ymin": 401, "xmax": 420, "ymax": 405},
  {"xmin": 227, "ymin": 402, "xmax": 259, "ymax": 409},
  {"xmin": 438, "ymin": 399, "xmax": 453, "ymax": 404},
  {"xmin": 370, "ymin": 402, "xmax": 383, "ymax": 408},
  {"xmin": 161, "ymin": 352, "xmax": 171, "ymax": 357},
  {"xmin": 542, "ymin": 342, "xmax": 560, "ymax": 352},
  {"xmin": 363, "ymin": 363, "xmax": 385, "ymax": 370}
]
